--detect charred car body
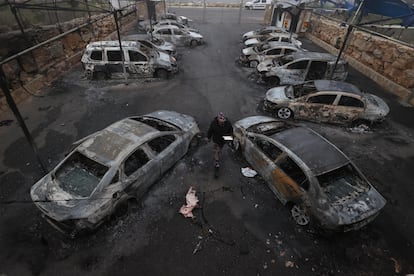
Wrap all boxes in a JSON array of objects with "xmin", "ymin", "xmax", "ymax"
[
  {"xmin": 81, "ymin": 41, "xmax": 178, "ymax": 80},
  {"xmin": 152, "ymin": 25, "xmax": 204, "ymax": 47},
  {"xmin": 240, "ymin": 42, "xmax": 302, "ymax": 68},
  {"xmin": 244, "ymin": 32, "xmax": 302, "ymax": 48},
  {"xmin": 263, "ymin": 80, "xmax": 390, "ymax": 125},
  {"xmin": 257, "ymin": 52, "xmax": 348, "ymax": 85},
  {"xmin": 242, "ymin": 26, "xmax": 288, "ymax": 42},
  {"xmin": 30, "ymin": 111, "xmax": 200, "ymax": 236},
  {"xmin": 122, "ymin": 34, "xmax": 177, "ymax": 57},
  {"xmin": 233, "ymin": 116, "xmax": 386, "ymax": 231}
]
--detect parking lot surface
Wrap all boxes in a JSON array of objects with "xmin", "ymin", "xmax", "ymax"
[{"xmin": 1, "ymin": 7, "xmax": 414, "ymax": 276}]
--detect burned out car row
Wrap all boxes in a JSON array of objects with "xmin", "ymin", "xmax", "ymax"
[
  {"xmin": 238, "ymin": 27, "xmax": 390, "ymax": 125},
  {"xmin": 29, "ymin": 24, "xmax": 389, "ymax": 237},
  {"xmin": 81, "ymin": 13, "xmax": 204, "ymax": 80}
]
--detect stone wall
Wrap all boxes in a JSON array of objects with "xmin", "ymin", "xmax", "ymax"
[
  {"xmin": 0, "ymin": 10, "xmax": 137, "ymax": 113},
  {"xmin": 307, "ymin": 16, "xmax": 414, "ymax": 104}
]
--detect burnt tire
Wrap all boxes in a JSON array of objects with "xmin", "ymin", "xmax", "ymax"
[
  {"xmin": 291, "ymin": 204, "xmax": 310, "ymax": 226},
  {"xmin": 190, "ymin": 40, "xmax": 198, "ymax": 47},
  {"xmin": 277, "ymin": 107, "xmax": 293, "ymax": 119},
  {"xmin": 249, "ymin": 60, "xmax": 259, "ymax": 68},
  {"xmin": 155, "ymin": 68, "xmax": 169, "ymax": 79},
  {"xmin": 267, "ymin": 76, "xmax": 280, "ymax": 86}
]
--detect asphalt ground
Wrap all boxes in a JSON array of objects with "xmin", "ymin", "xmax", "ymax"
[{"xmin": 0, "ymin": 7, "xmax": 414, "ymax": 276}]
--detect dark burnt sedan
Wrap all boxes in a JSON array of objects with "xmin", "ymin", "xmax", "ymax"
[{"xmin": 233, "ymin": 115, "xmax": 387, "ymax": 231}]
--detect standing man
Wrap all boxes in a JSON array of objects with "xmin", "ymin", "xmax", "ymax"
[{"xmin": 207, "ymin": 112, "xmax": 233, "ymax": 170}]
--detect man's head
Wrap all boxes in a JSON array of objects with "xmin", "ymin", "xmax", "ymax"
[{"xmin": 217, "ymin": 112, "xmax": 225, "ymax": 125}]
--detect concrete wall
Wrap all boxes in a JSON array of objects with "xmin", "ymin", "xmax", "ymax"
[
  {"xmin": 0, "ymin": 10, "xmax": 137, "ymax": 113},
  {"xmin": 307, "ymin": 16, "xmax": 414, "ymax": 104}
]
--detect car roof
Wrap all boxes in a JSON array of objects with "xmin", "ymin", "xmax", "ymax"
[
  {"xmin": 265, "ymin": 41, "xmax": 299, "ymax": 48},
  {"xmin": 77, "ymin": 118, "xmax": 159, "ymax": 166},
  {"xmin": 86, "ymin": 41, "xmax": 139, "ymax": 49},
  {"xmin": 314, "ymin": 80, "xmax": 361, "ymax": 94},
  {"xmin": 270, "ymin": 127, "xmax": 349, "ymax": 175}
]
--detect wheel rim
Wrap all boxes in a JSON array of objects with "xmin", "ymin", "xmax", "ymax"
[
  {"xmin": 277, "ymin": 107, "xmax": 291, "ymax": 119},
  {"xmin": 250, "ymin": 60, "xmax": 258, "ymax": 68},
  {"xmin": 291, "ymin": 205, "xmax": 309, "ymax": 226}
]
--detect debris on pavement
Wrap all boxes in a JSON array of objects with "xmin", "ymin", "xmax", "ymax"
[
  {"xmin": 390, "ymin": 257, "xmax": 401, "ymax": 273},
  {"xmin": 0, "ymin": 119, "xmax": 13, "ymax": 127},
  {"xmin": 348, "ymin": 124, "xmax": 371, "ymax": 133},
  {"xmin": 241, "ymin": 167, "xmax": 257, "ymax": 177},
  {"xmin": 179, "ymin": 186, "xmax": 199, "ymax": 218},
  {"xmin": 285, "ymin": 260, "xmax": 294, "ymax": 268}
]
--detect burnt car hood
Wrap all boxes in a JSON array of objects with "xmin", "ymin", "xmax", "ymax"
[
  {"xmin": 235, "ymin": 116, "xmax": 277, "ymax": 130},
  {"xmin": 265, "ymin": 86, "xmax": 289, "ymax": 102},
  {"xmin": 329, "ymin": 187, "xmax": 387, "ymax": 229},
  {"xmin": 245, "ymin": 38, "xmax": 260, "ymax": 47},
  {"xmin": 145, "ymin": 110, "xmax": 198, "ymax": 133},
  {"xmin": 364, "ymin": 93, "xmax": 390, "ymax": 119},
  {"xmin": 30, "ymin": 174, "xmax": 105, "ymax": 221}
]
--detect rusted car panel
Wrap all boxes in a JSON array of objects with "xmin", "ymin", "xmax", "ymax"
[
  {"xmin": 244, "ymin": 32, "xmax": 302, "ymax": 48},
  {"xmin": 30, "ymin": 110, "xmax": 200, "ymax": 236},
  {"xmin": 233, "ymin": 116, "xmax": 386, "ymax": 231},
  {"xmin": 152, "ymin": 25, "xmax": 204, "ymax": 47},
  {"xmin": 263, "ymin": 80, "xmax": 390, "ymax": 125}
]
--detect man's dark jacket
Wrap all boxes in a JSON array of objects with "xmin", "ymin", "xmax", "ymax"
[{"xmin": 207, "ymin": 117, "xmax": 233, "ymax": 147}]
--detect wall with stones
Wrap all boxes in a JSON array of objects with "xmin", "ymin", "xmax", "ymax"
[
  {"xmin": 307, "ymin": 16, "xmax": 414, "ymax": 102},
  {"xmin": 0, "ymin": 10, "xmax": 137, "ymax": 113}
]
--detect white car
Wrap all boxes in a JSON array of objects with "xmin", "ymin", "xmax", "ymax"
[
  {"xmin": 244, "ymin": 32, "xmax": 302, "ymax": 48},
  {"xmin": 152, "ymin": 25, "xmax": 204, "ymax": 47},
  {"xmin": 240, "ymin": 42, "xmax": 302, "ymax": 68},
  {"xmin": 242, "ymin": 26, "xmax": 287, "ymax": 42},
  {"xmin": 150, "ymin": 20, "xmax": 199, "ymax": 33},
  {"xmin": 30, "ymin": 110, "xmax": 200, "ymax": 237},
  {"xmin": 122, "ymin": 34, "xmax": 177, "ymax": 57}
]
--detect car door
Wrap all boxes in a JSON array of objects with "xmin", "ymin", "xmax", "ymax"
[
  {"xmin": 263, "ymin": 48, "xmax": 282, "ymax": 62},
  {"xmin": 294, "ymin": 93, "xmax": 338, "ymax": 122},
  {"xmin": 274, "ymin": 155, "xmax": 308, "ymax": 203},
  {"xmin": 146, "ymin": 133, "xmax": 186, "ymax": 173},
  {"xmin": 305, "ymin": 61, "xmax": 328, "ymax": 81},
  {"xmin": 280, "ymin": 60, "xmax": 309, "ymax": 84},
  {"xmin": 127, "ymin": 49, "xmax": 153, "ymax": 77},
  {"xmin": 333, "ymin": 94, "xmax": 365, "ymax": 123},
  {"xmin": 121, "ymin": 146, "xmax": 160, "ymax": 199},
  {"xmin": 243, "ymin": 135, "xmax": 286, "ymax": 203},
  {"xmin": 171, "ymin": 28, "xmax": 187, "ymax": 46},
  {"xmin": 154, "ymin": 28, "xmax": 172, "ymax": 44}
]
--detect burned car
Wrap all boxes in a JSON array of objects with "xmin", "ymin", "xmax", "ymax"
[
  {"xmin": 257, "ymin": 52, "xmax": 348, "ymax": 85},
  {"xmin": 263, "ymin": 80, "xmax": 390, "ymax": 125},
  {"xmin": 81, "ymin": 41, "xmax": 178, "ymax": 80},
  {"xmin": 149, "ymin": 20, "xmax": 199, "ymax": 33},
  {"xmin": 152, "ymin": 25, "xmax": 204, "ymax": 47},
  {"xmin": 233, "ymin": 116, "xmax": 386, "ymax": 231},
  {"xmin": 122, "ymin": 34, "xmax": 177, "ymax": 57},
  {"xmin": 160, "ymin": 12, "xmax": 190, "ymax": 25},
  {"xmin": 240, "ymin": 42, "xmax": 302, "ymax": 68},
  {"xmin": 242, "ymin": 26, "xmax": 288, "ymax": 42},
  {"xmin": 244, "ymin": 32, "xmax": 302, "ymax": 48},
  {"xmin": 30, "ymin": 111, "xmax": 200, "ymax": 236}
]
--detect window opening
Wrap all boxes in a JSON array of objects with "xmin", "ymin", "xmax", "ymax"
[{"xmin": 124, "ymin": 148, "xmax": 149, "ymax": 177}]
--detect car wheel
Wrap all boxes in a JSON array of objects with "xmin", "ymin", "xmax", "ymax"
[
  {"xmin": 190, "ymin": 40, "xmax": 198, "ymax": 47},
  {"xmin": 94, "ymin": 71, "xmax": 106, "ymax": 80},
  {"xmin": 277, "ymin": 107, "xmax": 293, "ymax": 119},
  {"xmin": 291, "ymin": 204, "xmax": 310, "ymax": 226},
  {"xmin": 155, "ymin": 68, "xmax": 169, "ymax": 79},
  {"xmin": 249, "ymin": 60, "xmax": 258, "ymax": 68},
  {"xmin": 267, "ymin": 76, "xmax": 280, "ymax": 86},
  {"xmin": 85, "ymin": 70, "xmax": 93, "ymax": 79}
]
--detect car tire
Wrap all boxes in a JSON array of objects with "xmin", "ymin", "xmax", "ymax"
[
  {"xmin": 155, "ymin": 68, "xmax": 169, "ymax": 79},
  {"xmin": 291, "ymin": 204, "xmax": 310, "ymax": 226},
  {"xmin": 190, "ymin": 40, "xmax": 198, "ymax": 47},
  {"xmin": 94, "ymin": 71, "xmax": 107, "ymax": 80},
  {"xmin": 249, "ymin": 60, "xmax": 259, "ymax": 68},
  {"xmin": 277, "ymin": 107, "xmax": 293, "ymax": 119},
  {"xmin": 267, "ymin": 76, "xmax": 280, "ymax": 86}
]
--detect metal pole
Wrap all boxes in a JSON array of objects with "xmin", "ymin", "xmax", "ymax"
[
  {"xmin": 114, "ymin": 11, "xmax": 128, "ymax": 82},
  {"xmin": 85, "ymin": 0, "xmax": 91, "ymax": 20},
  {"xmin": 0, "ymin": 67, "xmax": 47, "ymax": 174},
  {"xmin": 330, "ymin": 25, "xmax": 353, "ymax": 79},
  {"xmin": 350, "ymin": 0, "xmax": 365, "ymax": 25},
  {"xmin": 6, "ymin": 0, "xmax": 26, "ymax": 35},
  {"xmin": 202, "ymin": 0, "xmax": 206, "ymax": 23},
  {"xmin": 238, "ymin": 0, "xmax": 243, "ymax": 24}
]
